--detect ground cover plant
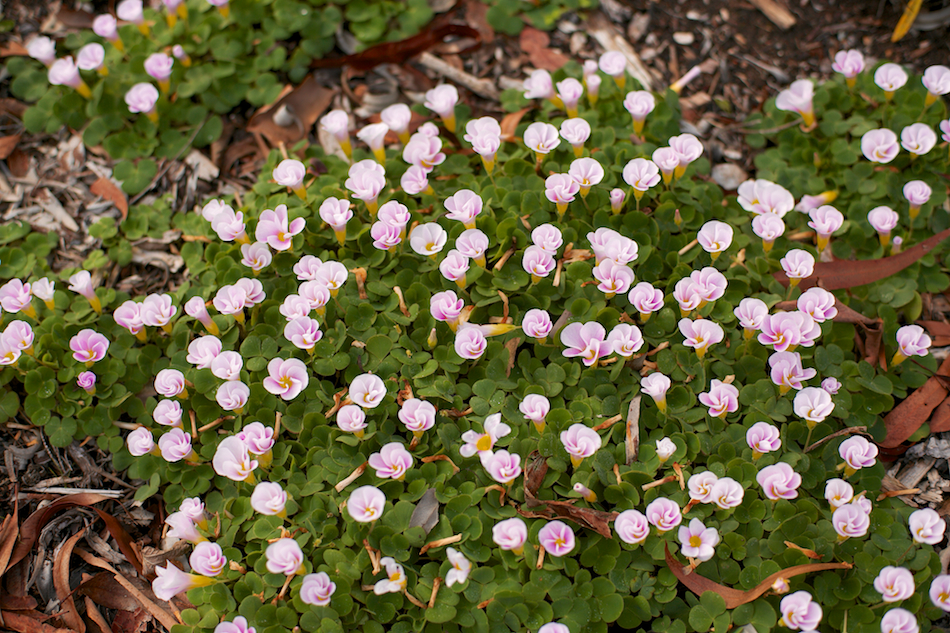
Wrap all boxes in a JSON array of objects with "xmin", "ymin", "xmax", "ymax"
[{"xmin": 2, "ymin": 20, "xmax": 950, "ymax": 633}]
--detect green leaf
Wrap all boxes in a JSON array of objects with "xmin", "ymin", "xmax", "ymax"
[{"xmin": 114, "ymin": 159, "xmax": 158, "ymax": 195}]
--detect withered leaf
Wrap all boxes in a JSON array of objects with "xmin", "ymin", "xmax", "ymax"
[
  {"xmin": 523, "ymin": 450, "xmax": 548, "ymax": 498},
  {"xmin": 519, "ymin": 27, "xmax": 570, "ymax": 71},
  {"xmin": 78, "ymin": 572, "xmax": 140, "ymax": 612},
  {"xmin": 52, "ymin": 529, "xmax": 87, "ymax": 633},
  {"xmin": 881, "ymin": 353, "xmax": 950, "ymax": 448},
  {"xmin": 0, "ymin": 611, "xmax": 73, "ymax": 633},
  {"xmin": 773, "ymin": 227, "xmax": 950, "ymax": 290},
  {"xmin": 246, "ymin": 75, "xmax": 336, "ymax": 147},
  {"xmin": 665, "ymin": 543, "xmax": 851, "ymax": 608},
  {"xmin": 408, "ymin": 489, "xmax": 440, "ymax": 535},
  {"xmin": 90, "ymin": 177, "xmax": 129, "ymax": 221}
]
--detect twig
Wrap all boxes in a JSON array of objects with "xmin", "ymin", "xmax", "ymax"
[
  {"xmin": 417, "ymin": 52, "xmax": 499, "ymax": 100},
  {"xmin": 428, "ymin": 577, "xmax": 441, "ymax": 609},
  {"xmin": 804, "ymin": 426, "xmax": 868, "ymax": 453},
  {"xmin": 334, "ymin": 462, "xmax": 367, "ymax": 492},
  {"xmin": 420, "ymin": 534, "xmax": 462, "ymax": 555},
  {"xmin": 197, "ymin": 415, "xmax": 234, "ymax": 434}
]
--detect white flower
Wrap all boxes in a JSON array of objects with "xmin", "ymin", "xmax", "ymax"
[{"xmin": 445, "ymin": 548, "xmax": 471, "ymax": 586}]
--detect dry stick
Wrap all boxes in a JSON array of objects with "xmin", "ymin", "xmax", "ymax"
[
  {"xmin": 198, "ymin": 415, "xmax": 234, "ymax": 434},
  {"xmin": 420, "ymin": 534, "xmax": 462, "ymax": 555},
  {"xmin": 189, "ymin": 410, "xmax": 198, "ymax": 440},
  {"xmin": 335, "ymin": 462, "xmax": 368, "ymax": 493},
  {"xmin": 417, "ymin": 52, "xmax": 499, "ymax": 100},
  {"xmin": 364, "ymin": 540, "xmax": 381, "ymax": 574},
  {"xmin": 642, "ymin": 475, "xmax": 677, "ymax": 491},
  {"xmin": 592, "ymin": 414, "xmax": 623, "ymax": 432},
  {"xmin": 404, "ymin": 590, "xmax": 427, "ymax": 608},
  {"xmin": 536, "ymin": 545, "xmax": 546, "ymax": 570},
  {"xmin": 804, "ymin": 426, "xmax": 868, "ymax": 453},
  {"xmin": 274, "ymin": 411, "xmax": 282, "ymax": 437},
  {"xmin": 428, "ymin": 577, "xmax": 442, "ymax": 609}
]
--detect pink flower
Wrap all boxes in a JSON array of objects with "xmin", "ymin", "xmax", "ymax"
[
  {"xmin": 568, "ymin": 158, "xmax": 604, "ymax": 196},
  {"xmin": 862, "ymin": 129, "xmax": 899, "ymax": 163},
  {"xmin": 752, "ymin": 214, "xmax": 785, "ymax": 249},
  {"xmin": 141, "ymin": 293, "xmax": 177, "ymax": 329},
  {"xmin": 92, "ymin": 14, "xmax": 119, "ymax": 41},
  {"xmin": 456, "ymin": 229, "xmax": 488, "ymax": 265},
  {"xmin": 522, "ymin": 309, "xmax": 553, "ymax": 340},
  {"xmin": 190, "ymin": 541, "xmax": 227, "ymax": 576},
  {"xmin": 711, "ymin": 477, "xmax": 744, "ymax": 509},
  {"xmin": 839, "ymin": 435, "xmax": 878, "ymax": 472},
  {"xmin": 881, "ymin": 609, "xmax": 918, "ymax": 633},
  {"xmin": 545, "ymin": 173, "xmax": 580, "ymax": 214},
  {"xmin": 31, "ymin": 277, "xmax": 54, "ymax": 306},
  {"xmin": 656, "ymin": 437, "xmax": 676, "ymax": 461},
  {"xmin": 365, "ymin": 223, "xmax": 399, "ymax": 250},
  {"xmin": 76, "ymin": 43, "xmax": 105, "ymax": 71},
  {"xmin": 560, "ymin": 118, "xmax": 591, "ymax": 155},
  {"xmin": 313, "ymin": 263, "xmax": 346, "ymax": 295},
  {"xmin": 923, "ymin": 65, "xmax": 950, "ymax": 97},
  {"xmin": 593, "ymin": 259, "xmax": 635, "ymax": 296},
  {"xmin": 690, "ymin": 267, "xmax": 727, "ymax": 303},
  {"xmin": 822, "ymin": 377, "xmax": 842, "ymax": 394},
  {"xmin": 599, "ymin": 51, "xmax": 626, "ymax": 79},
  {"xmin": 125, "ymin": 83, "xmax": 159, "ymax": 115},
  {"xmin": 398, "ymin": 398, "xmax": 436, "ymax": 434},
  {"xmin": 409, "ymin": 223, "xmax": 447, "ymax": 257},
  {"xmin": 127, "ymin": 427, "xmax": 155, "ymax": 457},
  {"xmin": 610, "ymin": 188, "xmax": 625, "ymax": 213},
  {"xmin": 775, "ymin": 80, "xmax": 815, "ymax": 127},
  {"xmin": 215, "ymin": 381, "xmax": 250, "ymax": 412},
  {"xmin": 615, "ymin": 509, "xmax": 649, "ymax": 544},
  {"xmin": 779, "ymin": 591, "xmax": 822, "ymax": 630},
  {"xmin": 240, "ymin": 242, "xmax": 272, "ymax": 271},
  {"xmin": 737, "ymin": 179, "xmax": 795, "ymax": 217},
  {"xmin": 273, "ymin": 159, "xmax": 306, "ymax": 190},
  {"xmin": 587, "ymin": 227, "xmax": 622, "ymax": 263},
  {"xmin": 522, "ymin": 245, "xmax": 556, "ymax": 281},
  {"xmin": 210, "ymin": 206, "xmax": 247, "ymax": 242},
  {"xmin": 402, "ymin": 133, "xmax": 446, "ymax": 172},
  {"xmin": 344, "ymin": 160, "xmax": 386, "ymax": 208},
  {"xmin": 357, "ymin": 122, "xmax": 390, "ymax": 161},
  {"xmin": 524, "ymin": 122, "xmax": 560, "ymax": 155},
  {"xmin": 237, "ymin": 422, "xmax": 274, "ymax": 456},
  {"xmin": 454, "ymin": 326, "xmax": 487, "ymax": 360},
  {"xmin": 697, "ymin": 220, "xmax": 733, "ymax": 258},
  {"xmin": 49, "ymin": 56, "xmax": 84, "ymax": 92},
  {"xmin": 424, "ymin": 84, "xmax": 459, "ymax": 129},
  {"xmin": 116, "ymin": 0, "xmax": 143, "ymax": 23},
  {"xmin": 70, "ymin": 329, "xmax": 109, "ymax": 365},
  {"xmin": 320, "ymin": 110, "xmax": 351, "ymax": 156},
  {"xmin": 678, "ymin": 318, "xmax": 724, "ymax": 359},
  {"xmin": 930, "ymin": 575, "xmax": 950, "ymax": 611},
  {"xmin": 560, "ymin": 321, "xmax": 608, "ymax": 366},
  {"xmin": 262, "ymin": 358, "xmax": 309, "ymax": 401},
  {"xmin": 210, "ymin": 351, "xmax": 243, "ymax": 381},
  {"xmin": 381, "ymin": 103, "xmax": 412, "ymax": 140},
  {"xmin": 797, "ymin": 288, "xmax": 837, "ymax": 323},
  {"xmin": 371, "ymin": 558, "xmax": 407, "ymax": 596},
  {"xmin": 155, "ymin": 368, "xmax": 186, "ymax": 398},
  {"xmin": 832, "ymin": 50, "xmax": 865, "ymax": 79},
  {"xmin": 623, "ymin": 91, "xmax": 655, "ymax": 134},
  {"xmin": 900, "ymin": 123, "xmax": 937, "ymax": 156},
  {"xmin": 144, "ymin": 53, "xmax": 173, "ymax": 83},
  {"xmin": 652, "ymin": 147, "xmax": 679, "ymax": 182},
  {"xmin": 628, "ymin": 282, "xmax": 664, "ymax": 320},
  {"xmin": 793, "ymin": 386, "xmax": 834, "ymax": 426},
  {"xmin": 492, "ymin": 517, "xmax": 527, "ymax": 553},
  {"xmin": 909, "ymin": 508, "xmax": 946, "ymax": 544},
  {"xmin": 266, "ymin": 538, "xmax": 303, "ymax": 575},
  {"xmin": 251, "ymin": 481, "xmax": 287, "ymax": 516},
  {"xmin": 769, "ymin": 351, "xmax": 816, "ymax": 393},
  {"xmin": 152, "ymin": 563, "xmax": 213, "ymax": 601},
  {"xmin": 445, "ymin": 547, "xmax": 471, "ymax": 586},
  {"xmin": 746, "ymin": 422, "xmax": 781, "ymax": 456},
  {"xmin": 560, "ymin": 424, "xmax": 602, "ymax": 467},
  {"xmin": 832, "ymin": 503, "xmax": 870, "ymax": 540},
  {"xmin": 623, "ymin": 158, "xmax": 661, "ymax": 193},
  {"xmin": 256, "ymin": 204, "xmax": 305, "ymax": 251},
  {"xmin": 808, "ymin": 205, "xmax": 844, "ymax": 251},
  {"xmin": 641, "ymin": 373, "xmax": 671, "ymax": 412},
  {"xmin": 348, "ymin": 486, "xmax": 387, "ymax": 524},
  {"xmin": 158, "ymin": 428, "xmax": 195, "ymax": 462},
  {"xmin": 756, "ymin": 462, "xmax": 802, "ymax": 500},
  {"xmin": 523, "ymin": 69, "xmax": 555, "ymax": 100},
  {"xmin": 213, "ymin": 436, "xmax": 258, "ymax": 481},
  {"xmin": 689, "ymin": 471, "xmax": 719, "ymax": 504},
  {"xmin": 76, "ymin": 370, "xmax": 96, "ymax": 392},
  {"xmin": 337, "ymin": 405, "xmax": 367, "ymax": 435},
  {"xmin": 294, "ymin": 256, "xmax": 323, "ymax": 281},
  {"xmin": 538, "ymin": 520, "xmax": 575, "ymax": 557},
  {"xmin": 556, "ymin": 78, "xmax": 584, "ymax": 116},
  {"xmin": 645, "ymin": 498, "xmax": 682, "ymax": 533},
  {"xmin": 757, "ymin": 312, "xmax": 808, "ymax": 352},
  {"xmin": 444, "ymin": 190, "xmax": 482, "ymax": 227},
  {"xmin": 678, "ymin": 518, "xmax": 720, "ymax": 561},
  {"xmin": 153, "ymin": 399, "xmax": 183, "ymax": 427},
  {"xmin": 698, "ymin": 379, "xmax": 739, "ymax": 418},
  {"xmin": 874, "ymin": 567, "xmax": 914, "ymax": 602},
  {"xmin": 184, "ymin": 296, "xmax": 217, "ymax": 333},
  {"xmin": 894, "ymin": 324, "xmax": 931, "ymax": 364},
  {"xmin": 671, "ymin": 279, "xmax": 699, "ymax": 315},
  {"xmin": 377, "ymin": 201, "xmax": 410, "ymax": 231},
  {"xmin": 875, "ymin": 63, "xmax": 908, "ymax": 93},
  {"xmin": 284, "ymin": 316, "xmax": 322, "ymax": 351},
  {"xmin": 824, "ymin": 479, "xmax": 854, "ymax": 509},
  {"xmin": 669, "ymin": 133, "xmax": 703, "ymax": 172},
  {"xmin": 187, "ymin": 335, "xmax": 221, "ymax": 368},
  {"xmin": 368, "ymin": 442, "xmax": 413, "ymax": 480},
  {"xmin": 484, "ymin": 449, "xmax": 521, "ymax": 484},
  {"xmin": 903, "ymin": 180, "xmax": 932, "ymax": 214},
  {"xmin": 460, "ymin": 413, "xmax": 511, "ymax": 464},
  {"xmin": 430, "ymin": 290, "xmax": 464, "ymax": 325},
  {"xmin": 300, "ymin": 572, "xmax": 336, "ymax": 606},
  {"xmin": 350, "ymin": 373, "xmax": 386, "ymax": 409},
  {"xmin": 607, "ymin": 323, "xmax": 644, "ymax": 357},
  {"xmin": 441, "ymin": 251, "xmax": 473, "ymax": 285},
  {"xmin": 519, "ymin": 394, "xmax": 550, "ymax": 431},
  {"xmin": 27, "ymin": 36, "xmax": 56, "ymax": 66}
]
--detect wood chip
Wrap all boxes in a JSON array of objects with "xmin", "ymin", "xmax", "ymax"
[
  {"xmin": 586, "ymin": 12, "xmax": 653, "ymax": 91},
  {"xmin": 184, "ymin": 150, "xmax": 219, "ymax": 181},
  {"xmin": 36, "ymin": 188, "xmax": 79, "ymax": 232},
  {"xmin": 748, "ymin": 0, "xmax": 797, "ymax": 29},
  {"xmin": 896, "ymin": 457, "xmax": 937, "ymax": 489},
  {"xmin": 417, "ymin": 52, "xmax": 499, "ymax": 100}
]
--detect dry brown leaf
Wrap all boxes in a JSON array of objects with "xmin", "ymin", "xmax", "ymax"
[
  {"xmin": 665, "ymin": 543, "xmax": 851, "ymax": 608},
  {"xmin": 246, "ymin": 76, "xmax": 336, "ymax": 147},
  {"xmin": 784, "ymin": 541, "xmax": 822, "ymax": 559},
  {"xmin": 0, "ymin": 611, "xmax": 73, "ymax": 633},
  {"xmin": 78, "ymin": 572, "xmax": 140, "ymax": 612},
  {"xmin": 0, "ymin": 42, "xmax": 28, "ymax": 57},
  {"xmin": 880, "ymin": 353, "xmax": 950, "ymax": 448},
  {"xmin": 6, "ymin": 147, "xmax": 29, "ymax": 178},
  {"xmin": 110, "ymin": 608, "xmax": 152, "ymax": 633},
  {"xmin": 519, "ymin": 27, "xmax": 570, "ymax": 71},
  {"xmin": 523, "ymin": 450, "xmax": 548, "ymax": 497},
  {"xmin": 0, "ymin": 496, "xmax": 20, "ymax": 578},
  {"xmin": 52, "ymin": 529, "xmax": 87, "ymax": 633},
  {"xmin": 89, "ymin": 177, "xmax": 129, "ymax": 221},
  {"xmin": 0, "ymin": 135, "xmax": 20, "ymax": 161},
  {"xmin": 499, "ymin": 107, "xmax": 533, "ymax": 143},
  {"xmin": 918, "ymin": 320, "xmax": 950, "ymax": 347}
]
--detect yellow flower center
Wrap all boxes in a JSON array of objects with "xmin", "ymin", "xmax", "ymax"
[
  {"xmin": 279, "ymin": 376, "xmax": 293, "ymax": 390},
  {"xmin": 391, "ymin": 571, "xmax": 401, "ymax": 581},
  {"xmin": 689, "ymin": 535, "xmax": 703, "ymax": 548},
  {"xmin": 476, "ymin": 435, "xmax": 492, "ymax": 452}
]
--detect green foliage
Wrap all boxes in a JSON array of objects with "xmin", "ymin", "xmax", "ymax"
[{"xmin": 0, "ymin": 51, "xmax": 947, "ymax": 633}]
